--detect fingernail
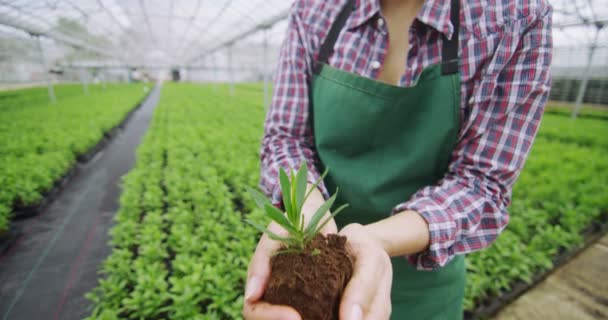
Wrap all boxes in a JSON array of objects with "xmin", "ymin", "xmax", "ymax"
[
  {"xmin": 351, "ymin": 304, "xmax": 363, "ymax": 320},
  {"xmin": 245, "ymin": 276, "xmax": 259, "ymax": 301}
]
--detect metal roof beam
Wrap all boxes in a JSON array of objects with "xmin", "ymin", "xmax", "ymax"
[
  {"xmin": 0, "ymin": 12, "xmax": 122, "ymax": 61},
  {"xmin": 554, "ymin": 19, "xmax": 608, "ymax": 28},
  {"xmin": 59, "ymin": 62, "xmax": 261, "ymax": 71},
  {"xmin": 185, "ymin": 7, "xmax": 289, "ymax": 65}
]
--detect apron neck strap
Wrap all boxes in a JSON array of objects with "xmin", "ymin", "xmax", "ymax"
[
  {"xmin": 441, "ymin": 0, "xmax": 460, "ymax": 75},
  {"xmin": 313, "ymin": 0, "xmax": 355, "ymax": 74},
  {"xmin": 313, "ymin": 0, "xmax": 460, "ymax": 76}
]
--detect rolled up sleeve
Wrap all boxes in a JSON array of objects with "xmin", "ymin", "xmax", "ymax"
[
  {"xmin": 260, "ymin": 3, "xmax": 329, "ymax": 204},
  {"xmin": 394, "ymin": 4, "xmax": 553, "ymax": 270}
]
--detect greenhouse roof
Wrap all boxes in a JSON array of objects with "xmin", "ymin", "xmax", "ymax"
[
  {"xmin": 0, "ymin": 0, "xmax": 292, "ymax": 67},
  {"xmin": 0, "ymin": 0, "xmax": 607, "ymax": 68}
]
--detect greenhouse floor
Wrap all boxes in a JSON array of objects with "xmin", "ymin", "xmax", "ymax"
[
  {"xmin": 495, "ymin": 233, "xmax": 608, "ymax": 319},
  {"xmin": 0, "ymin": 87, "xmax": 160, "ymax": 320}
]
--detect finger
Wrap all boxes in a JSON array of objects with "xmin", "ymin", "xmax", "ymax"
[
  {"xmin": 339, "ymin": 247, "xmax": 383, "ymax": 320},
  {"xmin": 366, "ymin": 266, "xmax": 393, "ymax": 320},
  {"xmin": 245, "ymin": 225, "xmax": 285, "ymax": 302},
  {"xmin": 243, "ymin": 300, "xmax": 302, "ymax": 320}
]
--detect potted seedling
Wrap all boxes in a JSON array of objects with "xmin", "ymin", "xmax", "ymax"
[{"xmin": 247, "ymin": 164, "xmax": 353, "ymax": 320}]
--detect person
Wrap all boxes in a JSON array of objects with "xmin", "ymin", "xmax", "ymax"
[{"xmin": 244, "ymin": 0, "xmax": 552, "ymax": 318}]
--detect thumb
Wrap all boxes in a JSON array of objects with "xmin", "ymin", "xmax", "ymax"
[
  {"xmin": 339, "ymin": 249, "xmax": 379, "ymax": 320},
  {"xmin": 246, "ymin": 225, "xmax": 285, "ymax": 302}
]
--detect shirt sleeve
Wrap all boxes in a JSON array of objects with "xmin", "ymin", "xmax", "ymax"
[
  {"xmin": 394, "ymin": 5, "xmax": 553, "ymax": 270},
  {"xmin": 260, "ymin": 3, "xmax": 329, "ymax": 204}
]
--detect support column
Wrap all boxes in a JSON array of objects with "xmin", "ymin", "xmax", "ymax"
[
  {"xmin": 99, "ymin": 53, "xmax": 106, "ymax": 90},
  {"xmin": 80, "ymin": 68, "xmax": 89, "ymax": 94},
  {"xmin": 561, "ymin": 78, "xmax": 571, "ymax": 102},
  {"xmin": 560, "ymin": 48, "xmax": 573, "ymax": 102},
  {"xmin": 572, "ymin": 27, "xmax": 602, "ymax": 119},
  {"xmin": 263, "ymin": 28, "xmax": 270, "ymax": 109},
  {"xmin": 212, "ymin": 54, "xmax": 218, "ymax": 91},
  {"xmin": 228, "ymin": 44, "xmax": 234, "ymax": 96},
  {"xmin": 203, "ymin": 55, "xmax": 208, "ymax": 84},
  {"xmin": 34, "ymin": 35, "xmax": 56, "ymax": 104}
]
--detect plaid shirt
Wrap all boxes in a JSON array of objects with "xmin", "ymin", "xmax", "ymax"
[{"xmin": 260, "ymin": 0, "xmax": 552, "ymax": 270}]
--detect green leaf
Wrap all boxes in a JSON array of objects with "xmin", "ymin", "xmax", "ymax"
[
  {"xmin": 295, "ymin": 163, "xmax": 308, "ymax": 214},
  {"xmin": 304, "ymin": 166, "xmax": 329, "ymax": 202},
  {"xmin": 279, "ymin": 168, "xmax": 294, "ymax": 223},
  {"xmin": 247, "ymin": 187, "xmax": 271, "ymax": 210},
  {"xmin": 263, "ymin": 203, "xmax": 298, "ymax": 234},
  {"xmin": 304, "ymin": 192, "xmax": 337, "ymax": 235},
  {"xmin": 244, "ymin": 219, "xmax": 294, "ymax": 243},
  {"xmin": 315, "ymin": 203, "xmax": 348, "ymax": 235},
  {"xmin": 289, "ymin": 167, "xmax": 298, "ymax": 226}
]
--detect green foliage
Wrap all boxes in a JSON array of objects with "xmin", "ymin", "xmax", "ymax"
[
  {"xmin": 463, "ymin": 130, "xmax": 608, "ymax": 309},
  {"xmin": 0, "ymin": 84, "xmax": 146, "ymax": 233},
  {"xmin": 538, "ymin": 114, "xmax": 608, "ymax": 149},
  {"xmin": 544, "ymin": 103, "xmax": 608, "ymax": 120},
  {"xmin": 0, "ymin": 84, "xmax": 100, "ymax": 110},
  {"xmin": 246, "ymin": 165, "xmax": 347, "ymax": 252},
  {"xmin": 87, "ymin": 84, "xmax": 266, "ymax": 319},
  {"xmin": 87, "ymin": 86, "xmax": 608, "ymax": 318},
  {"xmin": 0, "ymin": 204, "xmax": 9, "ymax": 233}
]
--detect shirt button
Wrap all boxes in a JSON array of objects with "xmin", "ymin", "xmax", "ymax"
[
  {"xmin": 377, "ymin": 18, "xmax": 385, "ymax": 28},
  {"xmin": 469, "ymin": 96, "xmax": 475, "ymax": 105},
  {"xmin": 371, "ymin": 60, "xmax": 382, "ymax": 69}
]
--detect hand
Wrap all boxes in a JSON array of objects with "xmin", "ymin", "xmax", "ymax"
[
  {"xmin": 242, "ymin": 221, "xmax": 301, "ymax": 320},
  {"xmin": 243, "ymin": 185, "xmax": 338, "ymax": 320},
  {"xmin": 339, "ymin": 223, "xmax": 393, "ymax": 320}
]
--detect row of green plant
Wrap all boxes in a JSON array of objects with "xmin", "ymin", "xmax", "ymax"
[
  {"xmin": 544, "ymin": 103, "xmax": 608, "ymax": 120},
  {"xmin": 463, "ymin": 136, "xmax": 608, "ymax": 309},
  {"xmin": 0, "ymin": 84, "xmax": 147, "ymax": 234},
  {"xmin": 0, "ymin": 84, "xmax": 112, "ymax": 111},
  {"xmin": 88, "ymin": 84, "xmax": 608, "ymax": 318},
  {"xmin": 0, "ymin": 204, "xmax": 9, "ymax": 236},
  {"xmin": 87, "ymin": 84, "xmax": 266, "ymax": 319},
  {"xmin": 538, "ymin": 113, "xmax": 608, "ymax": 149}
]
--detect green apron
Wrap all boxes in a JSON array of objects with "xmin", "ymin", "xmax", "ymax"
[{"xmin": 310, "ymin": 0, "xmax": 465, "ymax": 318}]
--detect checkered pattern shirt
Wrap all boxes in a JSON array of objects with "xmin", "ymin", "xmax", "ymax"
[{"xmin": 260, "ymin": 0, "xmax": 553, "ymax": 270}]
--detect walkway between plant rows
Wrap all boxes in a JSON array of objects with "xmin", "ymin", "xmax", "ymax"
[
  {"xmin": 495, "ymin": 233, "xmax": 608, "ymax": 319},
  {"xmin": 0, "ymin": 86, "xmax": 161, "ymax": 320}
]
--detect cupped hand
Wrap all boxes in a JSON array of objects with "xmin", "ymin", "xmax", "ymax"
[
  {"xmin": 339, "ymin": 223, "xmax": 393, "ymax": 320},
  {"xmin": 243, "ymin": 212, "xmax": 338, "ymax": 320}
]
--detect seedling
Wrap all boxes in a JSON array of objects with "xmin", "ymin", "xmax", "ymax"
[{"xmin": 246, "ymin": 164, "xmax": 348, "ymax": 252}]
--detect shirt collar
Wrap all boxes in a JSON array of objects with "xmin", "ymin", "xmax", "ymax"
[
  {"xmin": 417, "ymin": 0, "xmax": 454, "ymax": 39},
  {"xmin": 346, "ymin": 0, "xmax": 455, "ymax": 39},
  {"xmin": 346, "ymin": 0, "xmax": 380, "ymax": 30}
]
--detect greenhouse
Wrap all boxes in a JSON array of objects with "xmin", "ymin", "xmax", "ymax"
[{"xmin": 0, "ymin": 0, "xmax": 607, "ymax": 319}]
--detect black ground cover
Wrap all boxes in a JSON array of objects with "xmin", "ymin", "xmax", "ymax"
[{"xmin": 0, "ymin": 87, "xmax": 160, "ymax": 320}]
